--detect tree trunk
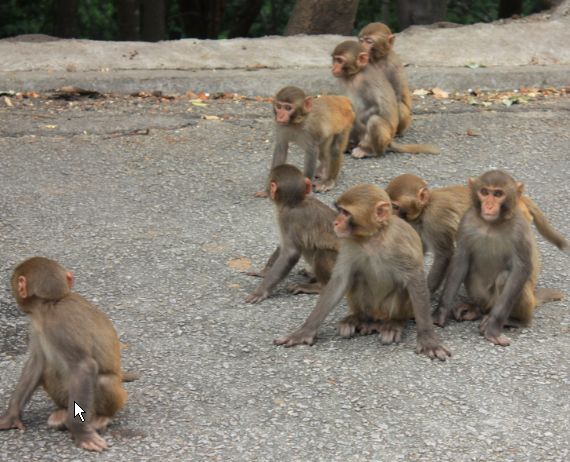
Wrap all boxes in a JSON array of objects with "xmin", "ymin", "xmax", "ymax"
[
  {"xmin": 179, "ymin": 0, "xmax": 225, "ymax": 39},
  {"xmin": 498, "ymin": 0, "xmax": 523, "ymax": 18},
  {"xmin": 396, "ymin": 0, "xmax": 447, "ymax": 30},
  {"xmin": 118, "ymin": 0, "xmax": 140, "ymax": 41},
  {"xmin": 54, "ymin": 0, "xmax": 79, "ymax": 38},
  {"xmin": 228, "ymin": 0, "xmax": 264, "ymax": 38},
  {"xmin": 141, "ymin": 0, "xmax": 166, "ymax": 41},
  {"xmin": 284, "ymin": 0, "xmax": 360, "ymax": 35}
]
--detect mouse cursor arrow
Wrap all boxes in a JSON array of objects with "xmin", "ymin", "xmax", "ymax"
[{"xmin": 74, "ymin": 402, "xmax": 85, "ymax": 422}]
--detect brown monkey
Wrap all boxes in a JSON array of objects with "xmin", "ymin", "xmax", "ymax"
[
  {"xmin": 386, "ymin": 173, "xmax": 471, "ymax": 295},
  {"xmin": 434, "ymin": 170, "xmax": 563, "ymax": 346},
  {"xmin": 275, "ymin": 184, "xmax": 451, "ymax": 361},
  {"xmin": 0, "ymin": 257, "xmax": 130, "ymax": 451},
  {"xmin": 247, "ymin": 165, "xmax": 339, "ymax": 303},
  {"xmin": 255, "ymin": 86, "xmax": 355, "ymax": 196},
  {"xmin": 386, "ymin": 173, "xmax": 569, "ymax": 294},
  {"xmin": 331, "ymin": 41, "xmax": 438, "ymax": 158},
  {"xmin": 358, "ymin": 22, "xmax": 412, "ymax": 135}
]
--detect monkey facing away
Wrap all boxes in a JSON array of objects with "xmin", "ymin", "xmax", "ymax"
[
  {"xmin": 247, "ymin": 165, "xmax": 339, "ymax": 303},
  {"xmin": 434, "ymin": 170, "xmax": 563, "ymax": 346},
  {"xmin": 331, "ymin": 41, "xmax": 438, "ymax": 158},
  {"xmin": 275, "ymin": 184, "xmax": 451, "ymax": 361},
  {"xmin": 255, "ymin": 86, "xmax": 355, "ymax": 196},
  {"xmin": 0, "ymin": 257, "xmax": 131, "ymax": 452},
  {"xmin": 386, "ymin": 173, "xmax": 569, "ymax": 295},
  {"xmin": 358, "ymin": 22, "xmax": 413, "ymax": 135}
]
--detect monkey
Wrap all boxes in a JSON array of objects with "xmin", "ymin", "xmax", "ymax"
[
  {"xmin": 331, "ymin": 41, "xmax": 438, "ymax": 158},
  {"xmin": 433, "ymin": 170, "xmax": 563, "ymax": 346},
  {"xmin": 386, "ymin": 173, "xmax": 569, "ymax": 294},
  {"xmin": 0, "ymin": 257, "xmax": 130, "ymax": 452},
  {"xmin": 358, "ymin": 22, "xmax": 413, "ymax": 135},
  {"xmin": 255, "ymin": 86, "xmax": 355, "ymax": 197},
  {"xmin": 247, "ymin": 164, "xmax": 339, "ymax": 303},
  {"xmin": 274, "ymin": 184, "xmax": 451, "ymax": 361}
]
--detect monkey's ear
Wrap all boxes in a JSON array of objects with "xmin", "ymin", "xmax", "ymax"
[
  {"xmin": 468, "ymin": 177, "xmax": 476, "ymax": 188},
  {"xmin": 388, "ymin": 34, "xmax": 395, "ymax": 47},
  {"xmin": 303, "ymin": 97, "xmax": 313, "ymax": 113},
  {"xmin": 417, "ymin": 187, "xmax": 430, "ymax": 205},
  {"xmin": 269, "ymin": 181, "xmax": 278, "ymax": 200},
  {"xmin": 516, "ymin": 182, "xmax": 524, "ymax": 197},
  {"xmin": 304, "ymin": 178, "xmax": 312, "ymax": 195},
  {"xmin": 66, "ymin": 272, "xmax": 74, "ymax": 289},
  {"xmin": 17, "ymin": 276, "xmax": 28, "ymax": 299},
  {"xmin": 374, "ymin": 201, "xmax": 391, "ymax": 224},
  {"xmin": 357, "ymin": 52, "xmax": 369, "ymax": 67}
]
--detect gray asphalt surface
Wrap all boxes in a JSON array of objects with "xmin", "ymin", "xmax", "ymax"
[{"xmin": 0, "ymin": 87, "xmax": 569, "ymax": 461}]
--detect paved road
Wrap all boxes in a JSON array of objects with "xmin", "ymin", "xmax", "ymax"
[{"xmin": 0, "ymin": 90, "xmax": 569, "ymax": 461}]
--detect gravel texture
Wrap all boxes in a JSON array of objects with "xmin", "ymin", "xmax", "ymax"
[{"xmin": 0, "ymin": 92, "xmax": 569, "ymax": 461}]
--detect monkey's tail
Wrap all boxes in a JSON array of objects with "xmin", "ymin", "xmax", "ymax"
[
  {"xmin": 520, "ymin": 196, "xmax": 568, "ymax": 252},
  {"xmin": 535, "ymin": 287, "xmax": 564, "ymax": 306},
  {"xmin": 388, "ymin": 141, "xmax": 440, "ymax": 155},
  {"xmin": 122, "ymin": 371, "xmax": 140, "ymax": 382}
]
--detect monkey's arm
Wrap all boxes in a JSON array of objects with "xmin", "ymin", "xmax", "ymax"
[
  {"xmin": 407, "ymin": 269, "xmax": 451, "ymax": 361},
  {"xmin": 247, "ymin": 247, "xmax": 280, "ymax": 278},
  {"xmin": 0, "ymin": 339, "xmax": 43, "ymax": 430},
  {"xmin": 270, "ymin": 135, "xmax": 289, "ymax": 169},
  {"xmin": 274, "ymin": 271, "xmax": 349, "ymax": 347},
  {"xmin": 246, "ymin": 243, "xmax": 300, "ymax": 304},
  {"xmin": 427, "ymin": 246, "xmax": 454, "ymax": 294},
  {"xmin": 303, "ymin": 144, "xmax": 319, "ymax": 181},
  {"xmin": 482, "ymin": 248, "xmax": 532, "ymax": 345}
]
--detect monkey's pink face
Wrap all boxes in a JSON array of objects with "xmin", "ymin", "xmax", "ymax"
[
  {"xmin": 274, "ymin": 102, "xmax": 296, "ymax": 125},
  {"xmin": 478, "ymin": 187, "xmax": 505, "ymax": 222},
  {"xmin": 334, "ymin": 208, "xmax": 353, "ymax": 238},
  {"xmin": 331, "ymin": 56, "xmax": 346, "ymax": 78}
]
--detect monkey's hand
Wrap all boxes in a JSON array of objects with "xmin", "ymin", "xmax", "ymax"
[
  {"xmin": 313, "ymin": 179, "xmax": 335, "ymax": 193},
  {"xmin": 76, "ymin": 430, "xmax": 109, "ymax": 452},
  {"xmin": 416, "ymin": 333, "xmax": 451, "ymax": 361},
  {"xmin": 479, "ymin": 315, "xmax": 511, "ymax": 347},
  {"xmin": 274, "ymin": 328, "xmax": 317, "ymax": 347},
  {"xmin": 245, "ymin": 288, "xmax": 270, "ymax": 304},
  {"xmin": 0, "ymin": 412, "xmax": 25, "ymax": 431},
  {"xmin": 245, "ymin": 269, "xmax": 265, "ymax": 278},
  {"xmin": 254, "ymin": 191, "xmax": 269, "ymax": 198}
]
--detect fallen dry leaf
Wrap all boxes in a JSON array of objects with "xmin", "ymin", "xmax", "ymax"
[
  {"xmin": 413, "ymin": 88, "xmax": 430, "ymax": 96},
  {"xmin": 228, "ymin": 257, "xmax": 252, "ymax": 271},
  {"xmin": 466, "ymin": 128, "xmax": 479, "ymax": 136},
  {"xmin": 202, "ymin": 115, "xmax": 221, "ymax": 120},
  {"xmin": 3, "ymin": 96, "xmax": 13, "ymax": 107},
  {"xmin": 432, "ymin": 88, "xmax": 449, "ymax": 99}
]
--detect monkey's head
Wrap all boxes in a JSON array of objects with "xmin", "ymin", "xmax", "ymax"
[
  {"xmin": 469, "ymin": 170, "xmax": 522, "ymax": 223},
  {"xmin": 331, "ymin": 41, "xmax": 369, "ymax": 79},
  {"xmin": 334, "ymin": 184, "xmax": 392, "ymax": 239},
  {"xmin": 11, "ymin": 257, "xmax": 73, "ymax": 310},
  {"xmin": 273, "ymin": 86, "xmax": 312, "ymax": 125},
  {"xmin": 358, "ymin": 22, "xmax": 394, "ymax": 62},
  {"xmin": 269, "ymin": 164, "xmax": 311, "ymax": 208},
  {"xmin": 385, "ymin": 173, "xmax": 430, "ymax": 222}
]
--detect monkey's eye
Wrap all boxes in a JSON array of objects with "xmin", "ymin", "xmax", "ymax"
[
  {"xmin": 493, "ymin": 190, "xmax": 504, "ymax": 198},
  {"xmin": 480, "ymin": 188, "xmax": 489, "ymax": 196},
  {"xmin": 391, "ymin": 203, "xmax": 400, "ymax": 211}
]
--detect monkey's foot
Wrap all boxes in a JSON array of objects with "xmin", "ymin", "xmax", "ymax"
[
  {"xmin": 351, "ymin": 147, "xmax": 373, "ymax": 159},
  {"xmin": 47, "ymin": 409, "xmax": 67, "ymax": 430},
  {"xmin": 338, "ymin": 314, "xmax": 378, "ymax": 337},
  {"xmin": 245, "ymin": 269, "xmax": 265, "ymax": 278},
  {"xmin": 379, "ymin": 321, "xmax": 404, "ymax": 345},
  {"xmin": 313, "ymin": 179, "xmax": 335, "ymax": 193},
  {"xmin": 78, "ymin": 431, "xmax": 108, "ymax": 452},
  {"xmin": 91, "ymin": 416, "xmax": 111, "ymax": 431},
  {"xmin": 287, "ymin": 282, "xmax": 322, "ymax": 295},
  {"xmin": 453, "ymin": 303, "xmax": 481, "ymax": 322},
  {"xmin": 479, "ymin": 315, "xmax": 511, "ymax": 347}
]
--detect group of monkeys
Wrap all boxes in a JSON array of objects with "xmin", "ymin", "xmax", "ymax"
[{"xmin": 0, "ymin": 23, "xmax": 567, "ymax": 453}]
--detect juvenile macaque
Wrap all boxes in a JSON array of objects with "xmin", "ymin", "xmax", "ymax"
[
  {"xmin": 331, "ymin": 41, "xmax": 438, "ymax": 158},
  {"xmin": 247, "ymin": 165, "xmax": 339, "ymax": 303},
  {"xmin": 255, "ymin": 86, "xmax": 355, "ymax": 196},
  {"xmin": 275, "ymin": 184, "xmax": 451, "ymax": 361},
  {"xmin": 358, "ymin": 22, "xmax": 412, "ymax": 135},
  {"xmin": 0, "ymin": 257, "xmax": 131, "ymax": 452},
  {"xmin": 387, "ymin": 173, "xmax": 569, "ymax": 294},
  {"xmin": 434, "ymin": 171, "xmax": 563, "ymax": 346}
]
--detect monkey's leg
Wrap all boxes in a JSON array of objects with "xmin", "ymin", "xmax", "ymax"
[
  {"xmin": 338, "ymin": 313, "xmax": 378, "ymax": 338},
  {"xmin": 47, "ymin": 409, "xmax": 67, "ymax": 430},
  {"xmin": 95, "ymin": 374, "xmax": 127, "ymax": 419},
  {"xmin": 505, "ymin": 282, "xmax": 535, "ymax": 328},
  {"xmin": 396, "ymin": 102, "xmax": 412, "ymax": 136}
]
